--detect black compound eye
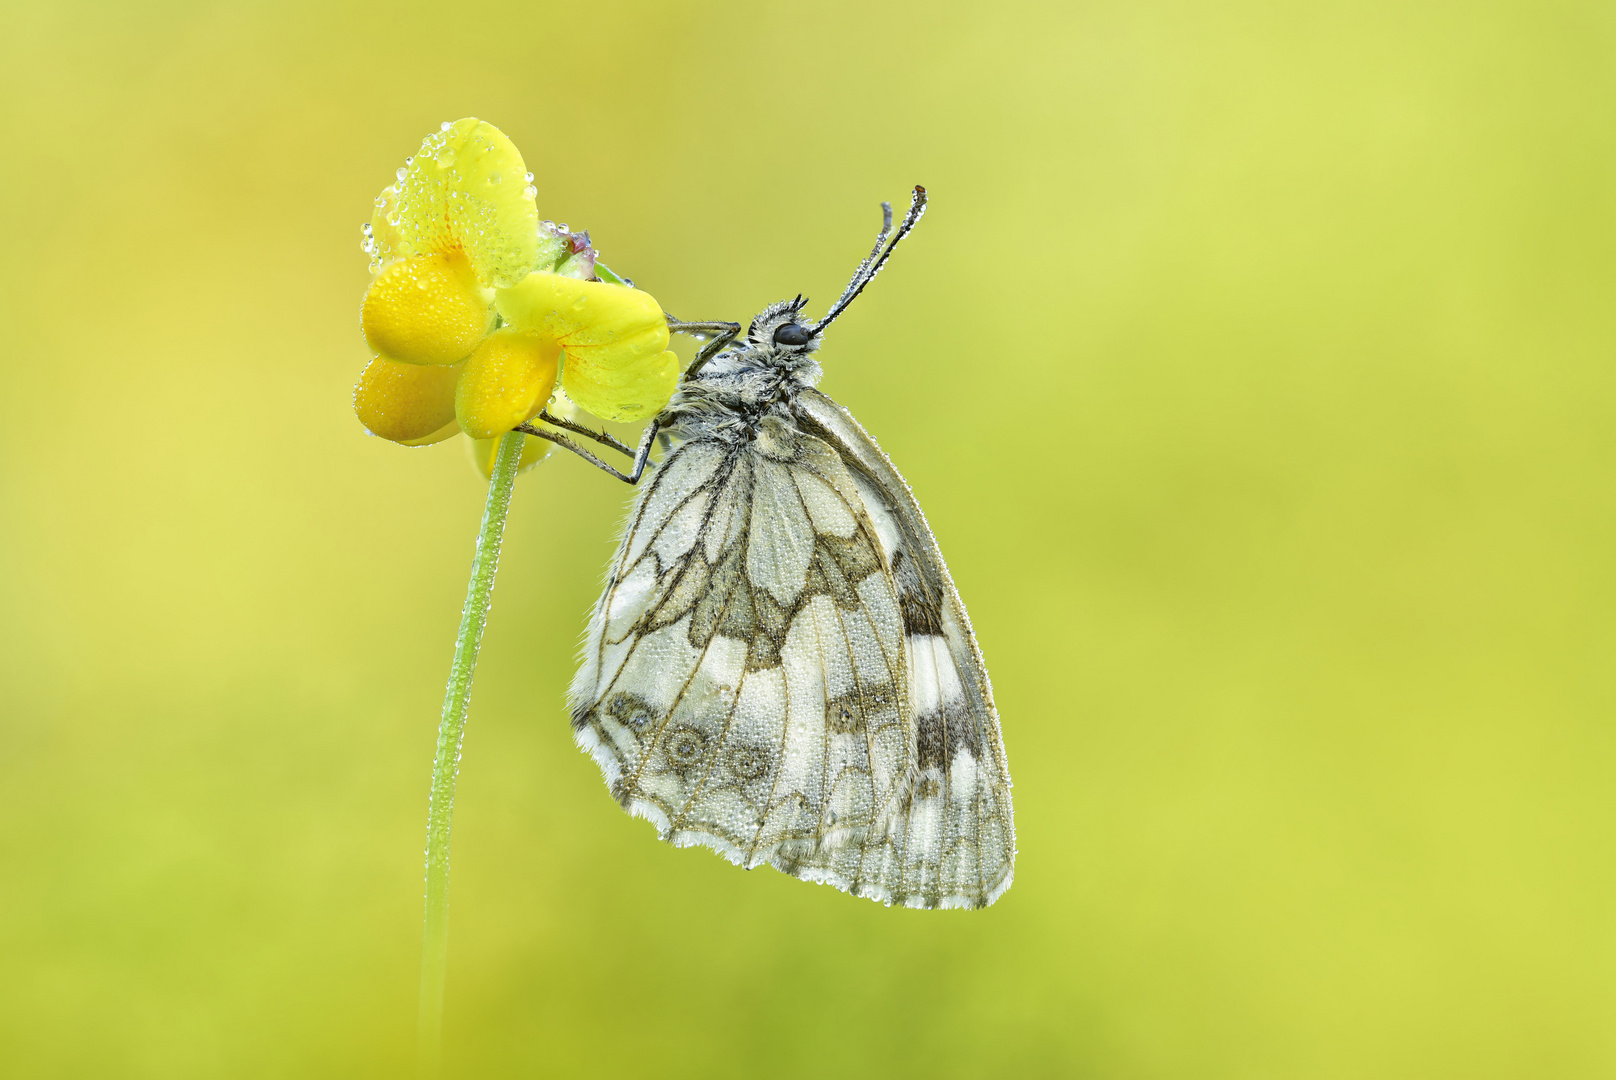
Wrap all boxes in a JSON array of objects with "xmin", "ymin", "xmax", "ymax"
[{"xmin": 772, "ymin": 323, "xmax": 813, "ymax": 347}]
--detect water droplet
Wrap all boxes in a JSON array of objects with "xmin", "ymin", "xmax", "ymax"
[
  {"xmin": 524, "ymin": 171, "xmax": 534, "ymax": 184},
  {"xmin": 523, "ymin": 185, "xmax": 537, "ymax": 200},
  {"xmin": 396, "ymin": 166, "xmax": 408, "ymax": 181},
  {"xmin": 487, "ymin": 172, "xmax": 501, "ymax": 185},
  {"xmin": 441, "ymin": 121, "xmax": 453, "ymax": 131},
  {"xmin": 558, "ymin": 223, "xmax": 569, "ymax": 233}
]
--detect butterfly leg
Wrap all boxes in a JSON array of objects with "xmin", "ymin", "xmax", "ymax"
[
  {"xmin": 534, "ymin": 411, "xmax": 636, "ymax": 457},
  {"xmin": 666, "ymin": 316, "xmax": 741, "ymax": 341},
  {"xmin": 626, "ymin": 422, "xmax": 662, "ymax": 481},
  {"xmin": 515, "ymin": 419, "xmax": 663, "ymax": 485},
  {"xmin": 666, "ymin": 315, "xmax": 741, "ymax": 379}
]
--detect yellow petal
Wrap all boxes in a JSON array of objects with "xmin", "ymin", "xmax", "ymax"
[
  {"xmin": 354, "ymin": 356, "xmax": 462, "ymax": 444},
  {"xmin": 496, "ymin": 273, "xmax": 677, "ymax": 422},
  {"xmin": 563, "ymin": 347, "xmax": 679, "ymax": 423},
  {"xmin": 361, "ymin": 252, "xmax": 492, "ymax": 366},
  {"xmin": 454, "ymin": 328, "xmax": 562, "ymax": 440},
  {"xmin": 466, "ymin": 433, "xmax": 552, "ymax": 478},
  {"xmin": 371, "ymin": 118, "xmax": 538, "ymax": 289},
  {"xmin": 497, "ymin": 273, "xmax": 668, "ymax": 350}
]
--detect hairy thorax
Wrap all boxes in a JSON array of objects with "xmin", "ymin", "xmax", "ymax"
[{"xmin": 662, "ymin": 347, "xmax": 823, "ymax": 445}]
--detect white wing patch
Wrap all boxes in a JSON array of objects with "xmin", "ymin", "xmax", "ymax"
[{"xmin": 570, "ymin": 400, "xmax": 1015, "ymax": 910}]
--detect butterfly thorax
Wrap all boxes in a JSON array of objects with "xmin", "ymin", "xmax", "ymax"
[{"xmin": 662, "ymin": 299, "xmax": 824, "ymax": 446}]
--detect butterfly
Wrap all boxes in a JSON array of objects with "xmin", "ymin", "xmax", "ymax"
[{"xmin": 519, "ymin": 188, "xmax": 1015, "ymax": 909}]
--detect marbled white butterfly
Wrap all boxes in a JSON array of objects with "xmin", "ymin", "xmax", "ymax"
[{"xmin": 520, "ymin": 189, "xmax": 1015, "ymax": 909}]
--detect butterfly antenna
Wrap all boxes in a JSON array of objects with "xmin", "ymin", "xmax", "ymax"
[
  {"xmin": 813, "ymin": 185, "xmax": 927, "ymax": 333},
  {"xmin": 830, "ymin": 204, "xmax": 893, "ymax": 312}
]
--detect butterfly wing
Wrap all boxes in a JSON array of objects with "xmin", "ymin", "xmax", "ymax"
[
  {"xmin": 571, "ymin": 394, "xmax": 1015, "ymax": 909},
  {"xmin": 569, "ymin": 420, "xmax": 917, "ymax": 894},
  {"xmin": 793, "ymin": 388, "xmax": 1016, "ymax": 909}
]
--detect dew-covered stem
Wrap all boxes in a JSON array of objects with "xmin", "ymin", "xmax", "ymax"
[{"xmin": 418, "ymin": 429, "xmax": 525, "ymax": 1075}]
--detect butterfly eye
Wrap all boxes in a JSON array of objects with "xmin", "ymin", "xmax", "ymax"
[{"xmin": 772, "ymin": 323, "xmax": 813, "ymax": 347}]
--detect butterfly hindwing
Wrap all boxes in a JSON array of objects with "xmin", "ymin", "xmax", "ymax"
[
  {"xmin": 570, "ymin": 418, "xmax": 915, "ymax": 885},
  {"xmin": 571, "ymin": 393, "xmax": 1015, "ymax": 909}
]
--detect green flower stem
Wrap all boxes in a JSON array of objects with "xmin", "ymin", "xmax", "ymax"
[{"xmin": 418, "ymin": 429, "xmax": 526, "ymax": 1075}]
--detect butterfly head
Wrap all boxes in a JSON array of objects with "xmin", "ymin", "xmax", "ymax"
[{"xmin": 748, "ymin": 295, "xmax": 820, "ymax": 354}]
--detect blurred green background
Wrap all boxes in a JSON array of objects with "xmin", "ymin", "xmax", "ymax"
[{"xmin": 2, "ymin": 0, "xmax": 1613, "ymax": 1076}]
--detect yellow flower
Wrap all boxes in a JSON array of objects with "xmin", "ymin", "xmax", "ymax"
[{"xmin": 353, "ymin": 118, "xmax": 681, "ymax": 457}]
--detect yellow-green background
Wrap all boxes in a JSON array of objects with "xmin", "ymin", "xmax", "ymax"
[{"xmin": 3, "ymin": 0, "xmax": 1611, "ymax": 1076}]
